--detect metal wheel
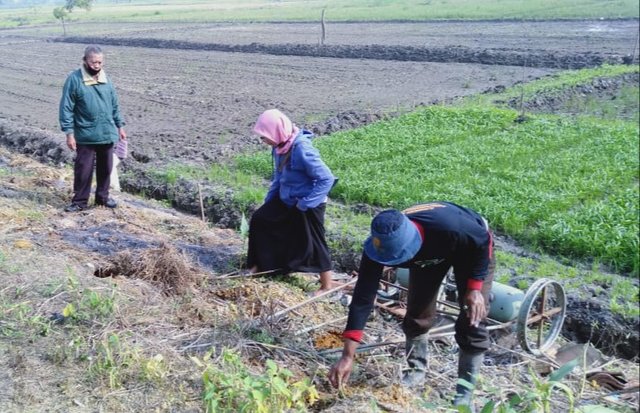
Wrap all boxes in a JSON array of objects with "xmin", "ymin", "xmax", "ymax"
[{"xmin": 517, "ymin": 278, "xmax": 566, "ymax": 356}]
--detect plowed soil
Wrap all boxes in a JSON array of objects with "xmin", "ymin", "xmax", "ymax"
[{"xmin": 0, "ymin": 19, "xmax": 637, "ymax": 167}]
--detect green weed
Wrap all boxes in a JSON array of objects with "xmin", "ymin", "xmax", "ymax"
[
  {"xmin": 466, "ymin": 360, "xmax": 578, "ymax": 412},
  {"xmin": 192, "ymin": 348, "xmax": 319, "ymax": 413},
  {"xmin": 44, "ymin": 332, "xmax": 91, "ymax": 366},
  {"xmin": 83, "ymin": 290, "xmax": 116, "ymax": 318},
  {"xmin": 151, "ymin": 163, "xmax": 202, "ymax": 185},
  {"xmin": 0, "ymin": 299, "xmax": 30, "ymax": 338},
  {"xmin": 562, "ymin": 84, "xmax": 640, "ymax": 123},
  {"xmin": 89, "ymin": 333, "xmax": 138, "ymax": 389},
  {"xmin": 610, "ymin": 278, "xmax": 640, "ymax": 318},
  {"xmin": 149, "ymin": 162, "xmax": 266, "ymax": 212},
  {"xmin": 66, "ymin": 265, "xmax": 80, "ymax": 290},
  {"xmin": 0, "ymin": 249, "xmax": 24, "ymax": 274},
  {"xmin": 141, "ymin": 354, "xmax": 168, "ymax": 384}
]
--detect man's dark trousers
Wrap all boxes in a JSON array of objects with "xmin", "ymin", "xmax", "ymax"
[{"xmin": 72, "ymin": 143, "xmax": 114, "ymax": 207}]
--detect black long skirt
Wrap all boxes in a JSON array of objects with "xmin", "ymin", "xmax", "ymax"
[{"xmin": 247, "ymin": 197, "xmax": 332, "ymax": 274}]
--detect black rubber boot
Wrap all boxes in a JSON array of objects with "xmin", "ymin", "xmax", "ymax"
[
  {"xmin": 401, "ymin": 333, "xmax": 428, "ymax": 387},
  {"xmin": 453, "ymin": 351, "xmax": 484, "ymax": 412}
]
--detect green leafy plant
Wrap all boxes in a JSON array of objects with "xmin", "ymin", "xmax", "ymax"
[
  {"xmin": 239, "ymin": 101, "xmax": 639, "ymax": 275},
  {"xmin": 82, "ymin": 290, "xmax": 115, "ymax": 319},
  {"xmin": 474, "ymin": 359, "xmax": 579, "ymax": 413},
  {"xmin": 192, "ymin": 348, "xmax": 319, "ymax": 413},
  {"xmin": 61, "ymin": 288, "xmax": 115, "ymax": 323}
]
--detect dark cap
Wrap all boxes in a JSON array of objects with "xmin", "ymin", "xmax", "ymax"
[{"xmin": 363, "ymin": 209, "xmax": 422, "ymax": 265}]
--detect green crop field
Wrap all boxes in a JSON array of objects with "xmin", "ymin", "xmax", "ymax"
[
  {"xmin": 237, "ymin": 65, "xmax": 640, "ymax": 276},
  {"xmin": 1, "ymin": 0, "xmax": 638, "ymax": 28}
]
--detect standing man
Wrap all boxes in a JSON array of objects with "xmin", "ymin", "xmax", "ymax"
[
  {"xmin": 329, "ymin": 202, "xmax": 495, "ymax": 410},
  {"xmin": 60, "ymin": 45, "xmax": 126, "ymax": 212}
]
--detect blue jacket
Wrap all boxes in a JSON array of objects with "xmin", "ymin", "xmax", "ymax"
[
  {"xmin": 265, "ymin": 130, "xmax": 336, "ymax": 211},
  {"xmin": 59, "ymin": 68, "xmax": 125, "ymax": 145}
]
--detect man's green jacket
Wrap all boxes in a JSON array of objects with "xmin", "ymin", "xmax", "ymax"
[{"xmin": 59, "ymin": 68, "xmax": 125, "ymax": 145}]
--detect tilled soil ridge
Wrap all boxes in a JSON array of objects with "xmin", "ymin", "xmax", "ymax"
[
  {"xmin": 55, "ymin": 36, "xmax": 634, "ymax": 69},
  {"xmin": 505, "ymin": 72, "xmax": 640, "ymax": 119}
]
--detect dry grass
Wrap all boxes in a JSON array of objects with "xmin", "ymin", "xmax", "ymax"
[{"xmin": 96, "ymin": 243, "xmax": 201, "ymax": 295}]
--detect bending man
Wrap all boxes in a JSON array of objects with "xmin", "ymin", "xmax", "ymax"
[{"xmin": 329, "ymin": 201, "xmax": 495, "ymax": 409}]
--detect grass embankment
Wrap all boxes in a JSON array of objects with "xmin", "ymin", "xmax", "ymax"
[
  {"xmin": 236, "ymin": 65, "xmax": 639, "ymax": 279},
  {"xmin": 477, "ymin": 64, "xmax": 640, "ymax": 124},
  {"xmin": 480, "ymin": 65, "xmax": 640, "ymax": 104},
  {"xmin": 1, "ymin": 0, "xmax": 638, "ymax": 28}
]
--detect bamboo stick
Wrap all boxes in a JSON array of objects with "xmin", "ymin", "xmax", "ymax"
[
  {"xmin": 265, "ymin": 278, "xmax": 358, "ymax": 322},
  {"xmin": 216, "ymin": 269, "xmax": 281, "ymax": 280}
]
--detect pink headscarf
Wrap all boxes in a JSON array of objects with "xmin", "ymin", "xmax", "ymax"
[{"xmin": 253, "ymin": 109, "xmax": 300, "ymax": 155}]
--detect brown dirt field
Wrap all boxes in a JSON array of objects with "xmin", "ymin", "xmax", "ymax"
[
  {"xmin": 1, "ymin": 38, "xmax": 556, "ymax": 166},
  {"xmin": 8, "ymin": 19, "xmax": 640, "ymax": 51},
  {"xmin": 5, "ymin": 20, "xmax": 638, "ymax": 167},
  {"xmin": 1, "ymin": 19, "xmax": 637, "ymax": 166}
]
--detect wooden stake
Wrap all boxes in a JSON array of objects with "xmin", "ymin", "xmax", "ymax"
[
  {"xmin": 320, "ymin": 8, "xmax": 326, "ymax": 46},
  {"xmin": 197, "ymin": 183, "xmax": 205, "ymax": 222}
]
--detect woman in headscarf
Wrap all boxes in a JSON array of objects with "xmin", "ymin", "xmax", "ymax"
[{"xmin": 247, "ymin": 109, "xmax": 337, "ymax": 295}]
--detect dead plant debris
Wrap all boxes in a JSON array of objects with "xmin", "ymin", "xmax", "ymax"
[{"xmin": 95, "ymin": 243, "xmax": 201, "ymax": 295}]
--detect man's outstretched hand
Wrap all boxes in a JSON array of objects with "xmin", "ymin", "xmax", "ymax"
[
  {"xmin": 328, "ymin": 339, "xmax": 358, "ymax": 388},
  {"xmin": 328, "ymin": 355, "xmax": 354, "ymax": 389}
]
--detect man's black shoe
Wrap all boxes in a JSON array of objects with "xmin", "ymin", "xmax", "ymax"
[
  {"xmin": 64, "ymin": 203, "xmax": 86, "ymax": 212},
  {"xmin": 96, "ymin": 198, "xmax": 117, "ymax": 208}
]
